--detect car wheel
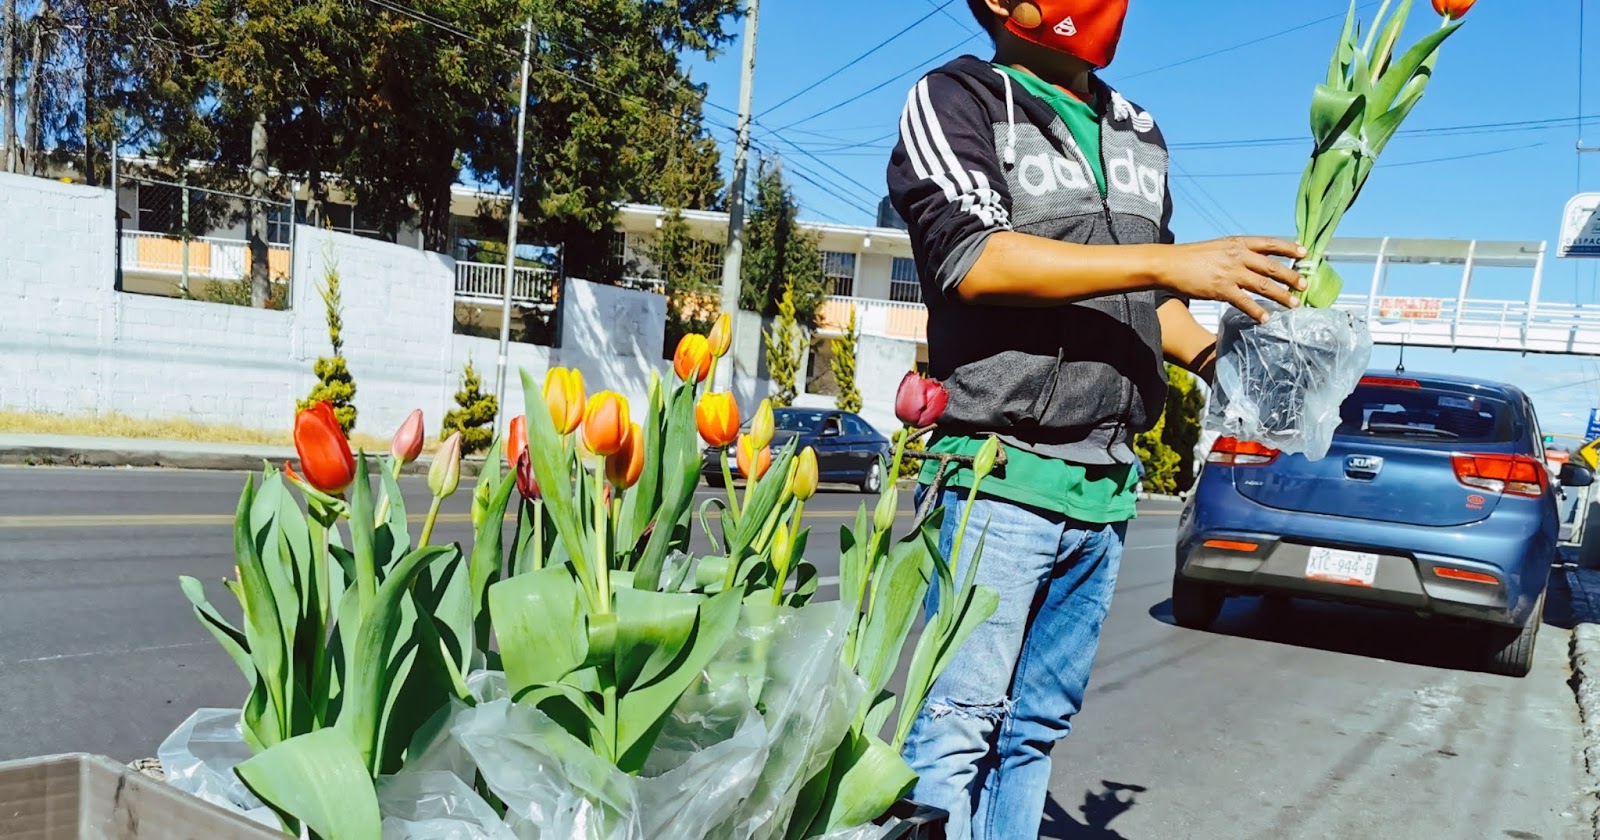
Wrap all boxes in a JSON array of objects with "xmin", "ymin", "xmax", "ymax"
[
  {"xmin": 860, "ymin": 460, "xmax": 883, "ymax": 494},
  {"xmin": 1484, "ymin": 591, "xmax": 1544, "ymax": 678},
  {"xmin": 705, "ymin": 474, "xmax": 725, "ymax": 489},
  {"xmin": 1172, "ymin": 574, "xmax": 1224, "ymax": 630}
]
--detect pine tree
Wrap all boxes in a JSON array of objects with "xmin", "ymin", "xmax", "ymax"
[
  {"xmin": 832, "ymin": 306, "xmax": 862, "ymax": 413},
  {"xmin": 442, "ymin": 361, "xmax": 498, "ymax": 455},
  {"xmin": 742, "ymin": 162, "xmax": 829, "ymax": 328},
  {"xmin": 765, "ymin": 281, "xmax": 804, "ymax": 408},
  {"xmin": 297, "ymin": 258, "xmax": 357, "ymax": 431}
]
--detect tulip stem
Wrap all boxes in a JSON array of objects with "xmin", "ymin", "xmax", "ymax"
[
  {"xmin": 593, "ymin": 467, "xmax": 612, "ymax": 614},
  {"xmin": 418, "ymin": 495, "xmax": 443, "ymax": 548},
  {"xmin": 532, "ymin": 501, "xmax": 545, "ymax": 573},
  {"xmin": 771, "ymin": 499, "xmax": 804, "ymax": 606},
  {"xmin": 721, "ymin": 450, "xmax": 741, "ymax": 520}
]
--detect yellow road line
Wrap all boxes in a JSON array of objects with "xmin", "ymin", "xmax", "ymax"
[{"xmin": 0, "ymin": 506, "xmax": 1177, "ymax": 529}]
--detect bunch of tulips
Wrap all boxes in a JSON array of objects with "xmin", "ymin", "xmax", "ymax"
[{"xmin": 181, "ymin": 314, "xmax": 1001, "ymax": 840}]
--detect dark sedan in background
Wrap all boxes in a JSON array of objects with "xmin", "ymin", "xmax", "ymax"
[{"xmin": 702, "ymin": 408, "xmax": 891, "ymax": 493}]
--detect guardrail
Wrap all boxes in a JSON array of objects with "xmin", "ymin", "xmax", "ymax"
[
  {"xmin": 455, "ymin": 261, "xmax": 559, "ymax": 305},
  {"xmin": 120, "ymin": 232, "xmax": 291, "ymax": 282},
  {"xmin": 819, "ymin": 296, "xmax": 929, "ymax": 343}
]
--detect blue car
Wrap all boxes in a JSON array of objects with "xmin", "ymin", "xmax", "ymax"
[
  {"xmin": 702, "ymin": 408, "xmax": 892, "ymax": 493},
  {"xmin": 1175, "ymin": 371, "xmax": 1595, "ymax": 676}
]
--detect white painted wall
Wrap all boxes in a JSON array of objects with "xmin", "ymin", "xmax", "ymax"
[{"xmin": 0, "ymin": 174, "xmax": 671, "ymax": 438}]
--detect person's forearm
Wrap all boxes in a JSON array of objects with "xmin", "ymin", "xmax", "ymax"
[
  {"xmin": 952, "ymin": 232, "xmax": 1167, "ymax": 307},
  {"xmin": 1158, "ymin": 299, "xmax": 1219, "ymax": 384}
]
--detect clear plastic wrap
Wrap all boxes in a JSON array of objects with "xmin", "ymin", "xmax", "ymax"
[
  {"xmin": 157, "ymin": 708, "xmax": 283, "ymax": 830},
  {"xmin": 1206, "ymin": 302, "xmax": 1374, "ymax": 462}
]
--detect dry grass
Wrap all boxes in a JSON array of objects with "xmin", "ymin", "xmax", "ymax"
[{"xmin": 0, "ymin": 410, "xmax": 435, "ymax": 454}]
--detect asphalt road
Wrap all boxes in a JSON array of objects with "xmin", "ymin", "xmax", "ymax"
[{"xmin": 0, "ymin": 466, "xmax": 1592, "ymax": 839}]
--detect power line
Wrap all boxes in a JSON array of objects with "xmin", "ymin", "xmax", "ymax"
[
  {"xmin": 1175, "ymin": 142, "xmax": 1546, "ymax": 178},
  {"xmin": 1169, "ymin": 158, "xmax": 1246, "ymax": 233},
  {"xmin": 1116, "ymin": 2, "xmax": 1382, "ymax": 81},
  {"xmin": 770, "ymin": 31, "xmax": 982, "ymax": 132},
  {"xmin": 1169, "ymin": 180, "xmax": 1229, "ymax": 238},
  {"xmin": 1172, "ymin": 114, "xmax": 1600, "ymax": 152},
  {"xmin": 758, "ymin": 0, "xmax": 956, "ymax": 118}
]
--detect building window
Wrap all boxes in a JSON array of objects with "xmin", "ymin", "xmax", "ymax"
[
  {"xmin": 822, "ymin": 251, "xmax": 857, "ymax": 297},
  {"xmin": 266, "ymin": 201, "xmax": 304, "ymax": 246},
  {"xmin": 890, "ymin": 257, "xmax": 922, "ymax": 303},
  {"xmin": 320, "ymin": 203, "xmax": 393, "ymax": 242}
]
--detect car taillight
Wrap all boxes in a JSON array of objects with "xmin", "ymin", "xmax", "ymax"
[
  {"xmin": 1452, "ymin": 453, "xmax": 1547, "ymax": 498},
  {"xmin": 1359, "ymin": 376, "xmax": 1422, "ymax": 389},
  {"xmin": 1206, "ymin": 436, "xmax": 1280, "ymax": 467}
]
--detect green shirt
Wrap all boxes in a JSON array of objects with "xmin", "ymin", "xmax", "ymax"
[
  {"xmin": 994, "ymin": 64, "xmax": 1105, "ymax": 196},
  {"xmin": 918, "ymin": 66, "xmax": 1135, "ymax": 524}
]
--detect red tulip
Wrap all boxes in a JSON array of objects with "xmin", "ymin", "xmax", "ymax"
[
  {"xmin": 606, "ymin": 422, "xmax": 646, "ymax": 489},
  {"xmin": 894, "ymin": 372, "xmax": 950, "ymax": 429},
  {"xmin": 1431, "ymin": 0, "xmax": 1475, "ymax": 19},
  {"xmin": 390, "ymin": 409, "xmax": 424, "ymax": 465},
  {"xmin": 506, "ymin": 416, "xmax": 528, "ymax": 474},
  {"xmin": 735, "ymin": 434, "xmax": 772, "ymax": 481},
  {"xmin": 514, "ymin": 450, "xmax": 540, "ymax": 499},
  {"xmin": 293, "ymin": 401, "xmax": 356, "ymax": 495}
]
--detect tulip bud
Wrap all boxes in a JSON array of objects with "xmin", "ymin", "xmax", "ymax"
[
  {"xmin": 750, "ymin": 399, "xmax": 775, "ymax": 450},
  {"xmin": 707, "ymin": 313, "xmax": 733, "ymax": 359},
  {"xmin": 790, "ymin": 447, "xmax": 819, "ymax": 501},
  {"xmin": 605, "ymin": 422, "xmax": 646, "ymax": 489},
  {"xmin": 506, "ymin": 415, "xmax": 528, "ymax": 475},
  {"xmin": 515, "ymin": 450, "xmax": 540, "ymax": 500},
  {"xmin": 1431, "ymin": 0, "xmax": 1474, "ymax": 19},
  {"xmin": 973, "ymin": 435, "xmax": 1001, "ymax": 483},
  {"xmin": 735, "ymin": 434, "xmax": 772, "ymax": 481},
  {"xmin": 429, "ymin": 432, "xmax": 463, "ymax": 499},
  {"xmin": 543, "ymin": 368, "xmax": 586, "ymax": 435},
  {"xmin": 390, "ymin": 409, "xmax": 425, "ymax": 466},
  {"xmin": 771, "ymin": 520, "xmax": 793, "ymax": 573},
  {"xmin": 695, "ymin": 393, "xmax": 741, "ymax": 449},
  {"xmin": 673, "ymin": 334, "xmax": 713, "ymax": 383},
  {"xmin": 894, "ymin": 371, "xmax": 950, "ymax": 429},
  {"xmin": 582, "ymin": 392, "xmax": 632, "ymax": 457},
  {"xmin": 293, "ymin": 401, "xmax": 357, "ymax": 495},
  {"xmin": 874, "ymin": 484, "xmax": 898, "ymax": 532}
]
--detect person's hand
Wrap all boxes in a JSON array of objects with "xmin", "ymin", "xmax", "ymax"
[{"xmin": 1154, "ymin": 237, "xmax": 1308, "ymax": 323}]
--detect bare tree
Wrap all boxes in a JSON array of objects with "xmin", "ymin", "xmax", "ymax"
[
  {"xmin": 22, "ymin": 0, "xmax": 51, "ymax": 175},
  {"xmin": 249, "ymin": 110, "xmax": 268, "ymax": 308},
  {"xmin": 2, "ymin": 0, "xmax": 16, "ymax": 172}
]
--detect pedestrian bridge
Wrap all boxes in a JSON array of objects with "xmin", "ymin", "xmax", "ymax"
[{"xmin": 1187, "ymin": 237, "xmax": 1600, "ymax": 356}]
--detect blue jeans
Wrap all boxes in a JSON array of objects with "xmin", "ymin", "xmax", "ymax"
[{"xmin": 903, "ymin": 487, "xmax": 1127, "ymax": 840}]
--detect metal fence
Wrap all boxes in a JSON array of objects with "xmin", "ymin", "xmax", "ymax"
[{"xmin": 115, "ymin": 174, "xmax": 296, "ymax": 309}]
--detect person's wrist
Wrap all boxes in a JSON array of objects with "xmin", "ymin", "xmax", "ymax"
[{"xmin": 1135, "ymin": 245, "xmax": 1174, "ymax": 293}]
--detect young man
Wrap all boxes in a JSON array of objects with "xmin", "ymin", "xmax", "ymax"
[{"xmin": 886, "ymin": 2, "xmax": 1307, "ymax": 839}]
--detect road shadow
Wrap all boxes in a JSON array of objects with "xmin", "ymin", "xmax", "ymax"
[
  {"xmin": 1039, "ymin": 782, "xmax": 1146, "ymax": 840},
  {"xmin": 1144, "ymin": 574, "xmax": 1570, "ymax": 675}
]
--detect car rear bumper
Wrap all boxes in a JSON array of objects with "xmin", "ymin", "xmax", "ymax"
[{"xmin": 1177, "ymin": 535, "xmax": 1521, "ymax": 626}]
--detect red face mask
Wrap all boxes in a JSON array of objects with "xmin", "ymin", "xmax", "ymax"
[{"xmin": 1004, "ymin": 0, "xmax": 1130, "ymax": 69}]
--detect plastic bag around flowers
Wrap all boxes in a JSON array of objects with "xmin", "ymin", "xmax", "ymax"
[
  {"xmin": 1206, "ymin": 302, "xmax": 1374, "ymax": 462},
  {"xmin": 156, "ymin": 708, "xmax": 295, "ymax": 833}
]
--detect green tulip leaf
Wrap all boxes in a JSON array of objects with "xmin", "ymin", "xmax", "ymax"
[
  {"xmin": 235, "ymin": 728, "xmax": 381, "ymax": 840},
  {"xmin": 492, "ymin": 566, "xmax": 589, "ymax": 696},
  {"xmin": 1369, "ymin": 18, "xmax": 1461, "ymax": 116},
  {"xmin": 1308, "ymin": 85, "xmax": 1366, "ymax": 154},
  {"xmin": 180, "ymin": 576, "xmax": 254, "ymax": 683},
  {"xmin": 519, "ymin": 369, "xmax": 595, "ymax": 603}
]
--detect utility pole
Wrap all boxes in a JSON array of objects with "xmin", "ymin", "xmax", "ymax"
[
  {"xmin": 712, "ymin": 0, "xmax": 759, "ymax": 393},
  {"xmin": 494, "ymin": 16, "xmax": 534, "ymax": 436}
]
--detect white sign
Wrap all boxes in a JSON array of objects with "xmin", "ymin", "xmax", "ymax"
[{"xmin": 1560, "ymin": 192, "xmax": 1600, "ymax": 258}]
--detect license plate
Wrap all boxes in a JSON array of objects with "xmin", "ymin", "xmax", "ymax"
[{"xmin": 1305, "ymin": 547, "xmax": 1380, "ymax": 587}]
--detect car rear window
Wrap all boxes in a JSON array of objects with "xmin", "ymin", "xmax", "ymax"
[{"xmin": 1334, "ymin": 385, "xmax": 1518, "ymax": 444}]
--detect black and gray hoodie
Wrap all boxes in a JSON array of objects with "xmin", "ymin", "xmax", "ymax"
[{"xmin": 887, "ymin": 55, "xmax": 1180, "ymax": 467}]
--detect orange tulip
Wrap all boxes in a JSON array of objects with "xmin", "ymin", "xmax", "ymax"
[
  {"xmin": 293, "ymin": 401, "xmax": 356, "ymax": 495},
  {"xmin": 673, "ymin": 334, "xmax": 712, "ymax": 383},
  {"xmin": 696, "ymin": 393, "xmax": 741, "ymax": 448},
  {"xmin": 582, "ymin": 392, "xmax": 632, "ymax": 457},
  {"xmin": 606, "ymin": 422, "xmax": 646, "ymax": 489},
  {"xmin": 1431, "ymin": 0, "xmax": 1474, "ymax": 19},
  {"xmin": 390, "ymin": 409, "xmax": 424, "ymax": 465},
  {"xmin": 507, "ymin": 415, "xmax": 528, "ymax": 474},
  {"xmin": 544, "ymin": 368, "xmax": 586, "ymax": 435},
  {"xmin": 707, "ymin": 313, "xmax": 733, "ymax": 359},
  {"xmin": 736, "ymin": 434, "xmax": 772, "ymax": 481}
]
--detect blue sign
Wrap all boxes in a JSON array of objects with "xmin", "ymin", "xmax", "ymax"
[{"xmin": 1587, "ymin": 409, "xmax": 1600, "ymax": 442}]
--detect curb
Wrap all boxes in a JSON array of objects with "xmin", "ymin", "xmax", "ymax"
[
  {"xmin": 0, "ymin": 445, "xmax": 487, "ymax": 478},
  {"xmin": 1572, "ymin": 622, "xmax": 1600, "ymax": 839}
]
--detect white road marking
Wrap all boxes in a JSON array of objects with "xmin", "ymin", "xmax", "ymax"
[{"xmin": 5, "ymin": 641, "xmax": 208, "ymax": 666}]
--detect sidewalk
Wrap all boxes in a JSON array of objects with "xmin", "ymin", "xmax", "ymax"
[
  {"xmin": 0, "ymin": 433, "xmax": 473, "ymax": 476},
  {"xmin": 1557, "ymin": 562, "xmax": 1600, "ymax": 839}
]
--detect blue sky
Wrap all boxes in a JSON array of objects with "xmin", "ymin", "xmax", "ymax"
[{"xmin": 683, "ymin": 0, "xmax": 1600, "ymax": 437}]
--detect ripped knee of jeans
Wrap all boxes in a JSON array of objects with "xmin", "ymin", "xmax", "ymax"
[{"xmin": 925, "ymin": 697, "xmax": 1013, "ymax": 722}]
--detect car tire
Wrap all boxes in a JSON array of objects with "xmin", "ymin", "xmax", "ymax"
[
  {"xmin": 860, "ymin": 461, "xmax": 883, "ymax": 494},
  {"xmin": 705, "ymin": 474, "xmax": 725, "ymax": 489},
  {"xmin": 1484, "ymin": 591, "xmax": 1544, "ymax": 678},
  {"xmin": 1172, "ymin": 575, "xmax": 1224, "ymax": 630}
]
